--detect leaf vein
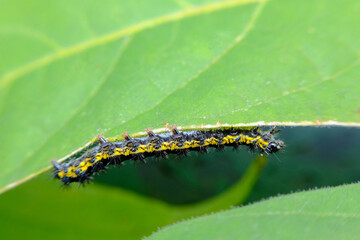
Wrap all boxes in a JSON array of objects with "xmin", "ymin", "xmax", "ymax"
[
  {"xmin": 5, "ymin": 37, "xmax": 134, "ymax": 176},
  {"xmin": 228, "ymin": 58, "xmax": 360, "ymax": 115},
  {"xmin": 0, "ymin": 0, "xmax": 263, "ymax": 89},
  {"xmin": 104, "ymin": 0, "xmax": 267, "ymax": 135}
]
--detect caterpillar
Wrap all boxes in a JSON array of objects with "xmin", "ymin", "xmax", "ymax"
[{"xmin": 52, "ymin": 125, "xmax": 284, "ymax": 185}]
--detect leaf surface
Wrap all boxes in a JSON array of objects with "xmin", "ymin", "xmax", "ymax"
[{"xmin": 148, "ymin": 183, "xmax": 360, "ymax": 240}]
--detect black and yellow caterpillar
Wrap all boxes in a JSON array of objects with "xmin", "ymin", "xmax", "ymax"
[{"xmin": 52, "ymin": 126, "xmax": 284, "ymax": 185}]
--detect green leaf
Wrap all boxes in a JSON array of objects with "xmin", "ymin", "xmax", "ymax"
[
  {"xmin": 0, "ymin": 0, "xmax": 359, "ymax": 192},
  {"xmin": 0, "ymin": 175, "xmax": 174, "ymax": 240},
  {"xmin": 147, "ymin": 183, "xmax": 360, "ymax": 240}
]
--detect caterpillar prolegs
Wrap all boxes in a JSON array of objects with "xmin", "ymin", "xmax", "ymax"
[{"xmin": 52, "ymin": 125, "xmax": 284, "ymax": 185}]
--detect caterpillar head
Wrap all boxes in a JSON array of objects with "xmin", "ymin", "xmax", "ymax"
[{"xmin": 265, "ymin": 139, "xmax": 285, "ymax": 154}]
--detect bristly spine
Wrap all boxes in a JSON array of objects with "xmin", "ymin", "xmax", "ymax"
[{"xmin": 52, "ymin": 125, "xmax": 284, "ymax": 185}]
